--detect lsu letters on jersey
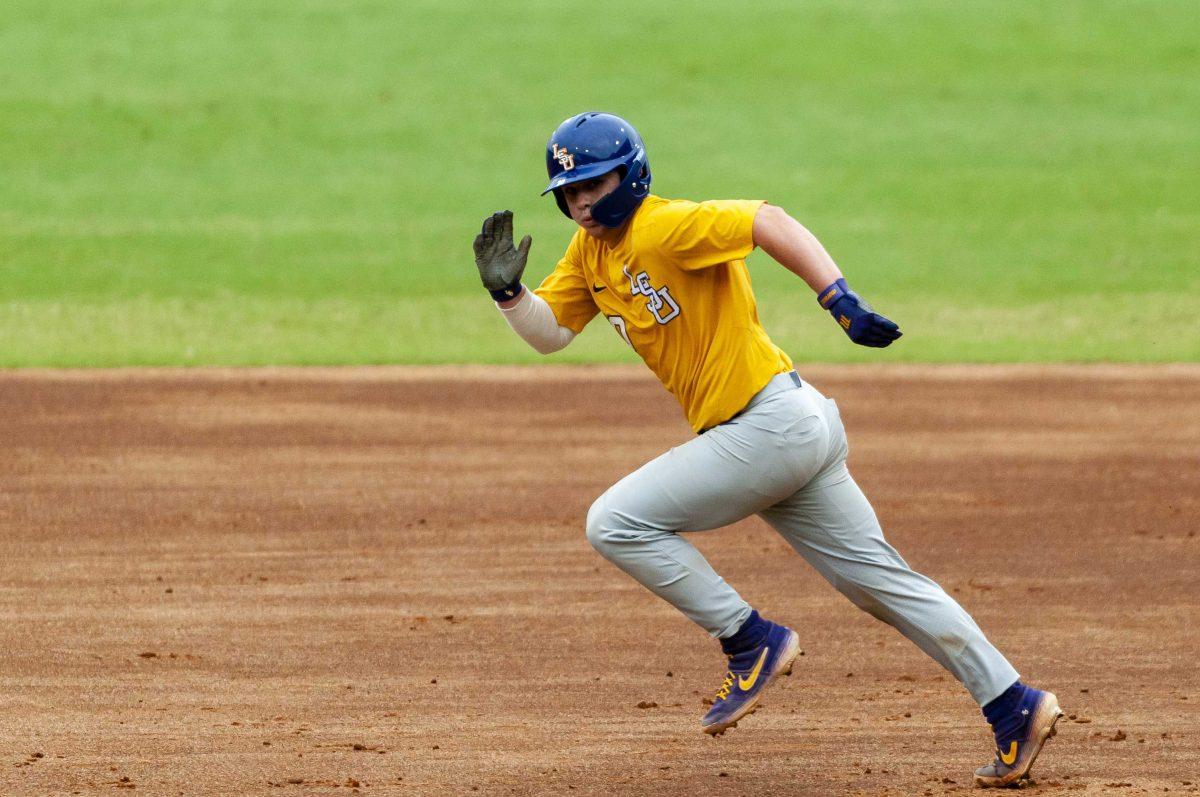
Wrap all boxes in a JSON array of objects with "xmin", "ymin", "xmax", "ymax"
[{"xmin": 535, "ymin": 195, "xmax": 793, "ymax": 432}]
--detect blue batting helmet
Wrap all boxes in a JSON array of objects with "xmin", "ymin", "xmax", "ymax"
[{"xmin": 541, "ymin": 112, "xmax": 651, "ymax": 228}]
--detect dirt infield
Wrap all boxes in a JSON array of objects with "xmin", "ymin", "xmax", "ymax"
[{"xmin": 2, "ymin": 365, "xmax": 1198, "ymax": 796}]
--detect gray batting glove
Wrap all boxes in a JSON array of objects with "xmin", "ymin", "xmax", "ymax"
[{"xmin": 473, "ymin": 210, "xmax": 532, "ymax": 302}]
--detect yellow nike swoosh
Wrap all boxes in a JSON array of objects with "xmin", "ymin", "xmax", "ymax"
[
  {"xmin": 999, "ymin": 741, "xmax": 1018, "ymax": 766},
  {"xmin": 737, "ymin": 647, "xmax": 769, "ymax": 691}
]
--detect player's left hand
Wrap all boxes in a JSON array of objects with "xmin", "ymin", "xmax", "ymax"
[{"xmin": 817, "ymin": 278, "xmax": 902, "ymax": 348}]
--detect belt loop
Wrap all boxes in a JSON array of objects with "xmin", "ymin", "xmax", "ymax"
[{"xmin": 789, "ymin": 371, "xmax": 802, "ymax": 389}]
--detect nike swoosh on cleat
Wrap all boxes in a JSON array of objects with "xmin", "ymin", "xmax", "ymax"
[
  {"xmin": 999, "ymin": 741, "xmax": 1018, "ymax": 766},
  {"xmin": 737, "ymin": 647, "xmax": 769, "ymax": 691}
]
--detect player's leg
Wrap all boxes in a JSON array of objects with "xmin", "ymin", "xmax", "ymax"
[
  {"xmin": 586, "ymin": 377, "xmax": 825, "ymax": 637},
  {"xmin": 759, "ymin": 391, "xmax": 1061, "ymax": 784},
  {"xmin": 585, "ymin": 372, "xmax": 820, "ymax": 732},
  {"xmin": 760, "ymin": 459, "xmax": 1020, "ymax": 703}
]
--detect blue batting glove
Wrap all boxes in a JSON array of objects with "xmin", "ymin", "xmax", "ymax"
[{"xmin": 817, "ymin": 278, "xmax": 902, "ymax": 348}]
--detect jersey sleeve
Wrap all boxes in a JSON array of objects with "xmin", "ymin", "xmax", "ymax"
[
  {"xmin": 651, "ymin": 199, "xmax": 766, "ymax": 271},
  {"xmin": 533, "ymin": 235, "xmax": 599, "ymax": 334}
]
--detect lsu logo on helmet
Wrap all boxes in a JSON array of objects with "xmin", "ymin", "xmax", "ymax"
[{"xmin": 552, "ymin": 144, "xmax": 575, "ymax": 171}]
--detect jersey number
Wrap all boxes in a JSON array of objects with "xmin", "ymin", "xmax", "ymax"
[
  {"xmin": 607, "ymin": 315, "xmax": 633, "ymax": 347},
  {"xmin": 606, "ymin": 267, "xmax": 681, "ymax": 348}
]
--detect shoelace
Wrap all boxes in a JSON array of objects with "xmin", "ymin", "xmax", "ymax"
[{"xmin": 714, "ymin": 672, "xmax": 735, "ymax": 701}]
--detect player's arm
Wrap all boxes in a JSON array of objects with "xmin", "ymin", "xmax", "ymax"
[
  {"xmin": 495, "ymin": 290, "xmax": 577, "ymax": 354},
  {"xmin": 752, "ymin": 204, "xmax": 902, "ymax": 348},
  {"xmin": 473, "ymin": 210, "xmax": 578, "ymax": 354}
]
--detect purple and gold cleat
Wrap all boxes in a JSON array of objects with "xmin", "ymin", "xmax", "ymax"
[
  {"xmin": 974, "ymin": 685, "xmax": 1063, "ymax": 788},
  {"xmin": 701, "ymin": 621, "xmax": 801, "ymax": 736}
]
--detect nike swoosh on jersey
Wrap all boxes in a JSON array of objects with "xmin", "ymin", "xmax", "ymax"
[
  {"xmin": 592, "ymin": 283, "xmax": 607, "ymax": 293},
  {"xmin": 737, "ymin": 647, "xmax": 769, "ymax": 691}
]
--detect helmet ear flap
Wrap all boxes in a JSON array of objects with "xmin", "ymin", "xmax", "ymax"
[
  {"xmin": 552, "ymin": 188, "xmax": 571, "ymax": 219},
  {"xmin": 590, "ymin": 147, "xmax": 650, "ymax": 228}
]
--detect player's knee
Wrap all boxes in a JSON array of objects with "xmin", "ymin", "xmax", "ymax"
[
  {"xmin": 585, "ymin": 496, "xmax": 616, "ymax": 553},
  {"xmin": 585, "ymin": 494, "xmax": 643, "ymax": 555},
  {"xmin": 586, "ymin": 491, "xmax": 663, "ymax": 556}
]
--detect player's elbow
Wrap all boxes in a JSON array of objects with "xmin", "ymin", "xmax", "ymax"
[
  {"xmin": 522, "ymin": 325, "xmax": 576, "ymax": 355},
  {"xmin": 758, "ymin": 202, "xmax": 790, "ymax": 223},
  {"xmin": 751, "ymin": 202, "xmax": 792, "ymax": 246},
  {"xmin": 529, "ymin": 338, "xmax": 566, "ymax": 355}
]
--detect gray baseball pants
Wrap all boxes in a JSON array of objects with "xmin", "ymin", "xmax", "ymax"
[{"xmin": 585, "ymin": 371, "xmax": 1019, "ymax": 706}]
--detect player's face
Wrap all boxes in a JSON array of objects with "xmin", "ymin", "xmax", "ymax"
[{"xmin": 561, "ymin": 171, "xmax": 624, "ymax": 240}]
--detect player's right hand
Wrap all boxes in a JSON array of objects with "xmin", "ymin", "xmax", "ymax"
[{"xmin": 473, "ymin": 210, "xmax": 532, "ymax": 302}]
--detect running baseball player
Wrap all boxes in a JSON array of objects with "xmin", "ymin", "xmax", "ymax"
[{"xmin": 472, "ymin": 111, "xmax": 1062, "ymax": 787}]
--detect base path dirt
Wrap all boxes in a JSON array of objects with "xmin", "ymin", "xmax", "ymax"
[{"xmin": 1, "ymin": 365, "xmax": 1197, "ymax": 796}]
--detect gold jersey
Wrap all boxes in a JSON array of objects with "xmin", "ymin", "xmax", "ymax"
[{"xmin": 535, "ymin": 195, "xmax": 793, "ymax": 432}]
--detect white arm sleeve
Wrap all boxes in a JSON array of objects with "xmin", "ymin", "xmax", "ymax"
[{"xmin": 497, "ymin": 288, "xmax": 577, "ymax": 354}]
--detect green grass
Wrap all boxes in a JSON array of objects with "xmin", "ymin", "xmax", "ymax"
[{"xmin": 1, "ymin": 0, "xmax": 1197, "ymax": 365}]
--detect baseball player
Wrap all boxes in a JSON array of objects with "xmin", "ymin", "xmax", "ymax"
[{"xmin": 473, "ymin": 111, "xmax": 1061, "ymax": 787}]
